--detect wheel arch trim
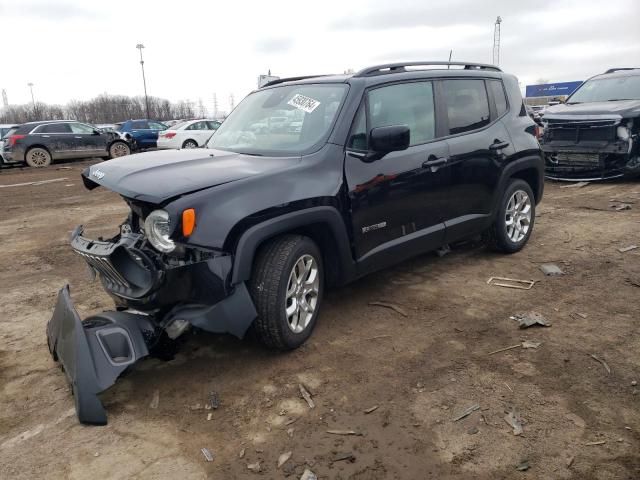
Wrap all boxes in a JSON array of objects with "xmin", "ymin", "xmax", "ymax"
[{"xmin": 231, "ymin": 206, "xmax": 356, "ymax": 285}]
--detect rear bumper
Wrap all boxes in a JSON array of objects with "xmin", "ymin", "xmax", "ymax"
[{"xmin": 46, "ymin": 285, "xmax": 157, "ymax": 425}]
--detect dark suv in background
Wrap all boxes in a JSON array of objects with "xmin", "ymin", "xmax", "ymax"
[
  {"xmin": 2, "ymin": 120, "xmax": 131, "ymax": 167},
  {"xmin": 115, "ymin": 119, "xmax": 167, "ymax": 149},
  {"xmin": 542, "ymin": 67, "xmax": 640, "ymax": 180},
  {"xmin": 47, "ymin": 61, "xmax": 544, "ymax": 424}
]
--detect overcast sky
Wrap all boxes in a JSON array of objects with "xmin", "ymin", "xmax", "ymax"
[{"xmin": 1, "ymin": 0, "xmax": 638, "ymax": 115}]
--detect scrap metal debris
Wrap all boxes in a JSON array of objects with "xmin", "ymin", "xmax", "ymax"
[
  {"xmin": 521, "ymin": 340, "xmax": 541, "ymax": 349},
  {"xmin": 239, "ymin": 448, "xmax": 246, "ymax": 459},
  {"xmin": 487, "ymin": 277, "xmax": 536, "ymax": 290},
  {"xmin": 300, "ymin": 468, "xmax": 318, "ymax": 480},
  {"xmin": 511, "ymin": 312, "xmax": 552, "ymax": 328},
  {"xmin": 560, "ymin": 181, "xmax": 589, "ymax": 188},
  {"xmin": 278, "ymin": 451, "xmax": 292, "ymax": 468},
  {"xmin": 201, "ymin": 447, "xmax": 214, "ymax": 462},
  {"xmin": 0, "ymin": 177, "xmax": 68, "ymax": 189},
  {"xmin": 585, "ymin": 440, "xmax": 606, "ymax": 446},
  {"xmin": 326, "ymin": 429, "xmax": 363, "ymax": 436},
  {"xmin": 299, "ymin": 384, "xmax": 315, "ymax": 409},
  {"xmin": 369, "ymin": 301, "xmax": 408, "ymax": 317},
  {"xmin": 332, "ymin": 452, "xmax": 356, "ymax": 464},
  {"xmin": 589, "ymin": 354, "xmax": 611, "ymax": 374},
  {"xmin": 452, "ymin": 404, "xmax": 480, "ymax": 422},
  {"xmin": 364, "ymin": 405, "xmax": 379, "ymax": 414},
  {"xmin": 613, "ymin": 203, "xmax": 632, "ymax": 211},
  {"xmin": 539, "ymin": 263, "xmax": 564, "ymax": 276},
  {"xmin": 488, "ymin": 344, "xmax": 522, "ymax": 355},
  {"xmin": 209, "ymin": 391, "xmax": 220, "ymax": 409},
  {"xmin": 617, "ymin": 245, "xmax": 638, "ymax": 253},
  {"xmin": 149, "ymin": 390, "xmax": 160, "ymax": 409},
  {"xmin": 516, "ymin": 460, "xmax": 530, "ymax": 471},
  {"xmin": 247, "ymin": 461, "xmax": 261, "ymax": 472},
  {"xmin": 504, "ymin": 409, "xmax": 523, "ymax": 435},
  {"xmin": 567, "ymin": 456, "xmax": 575, "ymax": 468}
]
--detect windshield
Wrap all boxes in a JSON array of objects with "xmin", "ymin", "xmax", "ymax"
[
  {"xmin": 206, "ymin": 84, "xmax": 348, "ymax": 155},
  {"xmin": 568, "ymin": 74, "xmax": 640, "ymax": 103}
]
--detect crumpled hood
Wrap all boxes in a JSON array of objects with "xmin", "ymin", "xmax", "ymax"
[
  {"xmin": 545, "ymin": 100, "xmax": 640, "ymax": 120},
  {"xmin": 82, "ymin": 148, "xmax": 300, "ymax": 204}
]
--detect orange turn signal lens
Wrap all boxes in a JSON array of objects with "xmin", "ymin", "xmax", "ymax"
[{"xmin": 182, "ymin": 208, "xmax": 196, "ymax": 237}]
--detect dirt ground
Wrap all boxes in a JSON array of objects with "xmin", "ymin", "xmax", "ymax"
[{"xmin": 0, "ymin": 159, "xmax": 639, "ymax": 480}]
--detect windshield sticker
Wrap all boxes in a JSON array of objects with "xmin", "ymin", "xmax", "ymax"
[{"xmin": 288, "ymin": 94, "xmax": 321, "ymax": 113}]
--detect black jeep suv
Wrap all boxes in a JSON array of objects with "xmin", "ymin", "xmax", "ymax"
[
  {"xmin": 47, "ymin": 62, "xmax": 543, "ymax": 424},
  {"xmin": 542, "ymin": 68, "xmax": 640, "ymax": 181},
  {"xmin": 2, "ymin": 120, "xmax": 131, "ymax": 167}
]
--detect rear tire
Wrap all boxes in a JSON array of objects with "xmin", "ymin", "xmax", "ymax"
[
  {"xmin": 248, "ymin": 235, "xmax": 324, "ymax": 350},
  {"xmin": 25, "ymin": 147, "xmax": 51, "ymax": 167},
  {"xmin": 182, "ymin": 139, "xmax": 198, "ymax": 149},
  {"xmin": 483, "ymin": 179, "xmax": 535, "ymax": 253},
  {"xmin": 109, "ymin": 141, "xmax": 130, "ymax": 158}
]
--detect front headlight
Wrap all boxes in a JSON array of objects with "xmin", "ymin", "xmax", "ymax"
[
  {"xmin": 617, "ymin": 125, "xmax": 630, "ymax": 141},
  {"xmin": 144, "ymin": 209, "xmax": 175, "ymax": 253}
]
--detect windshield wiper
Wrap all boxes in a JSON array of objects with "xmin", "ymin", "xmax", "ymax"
[
  {"xmin": 566, "ymin": 102, "xmax": 582, "ymax": 105},
  {"xmin": 607, "ymin": 98, "xmax": 634, "ymax": 101}
]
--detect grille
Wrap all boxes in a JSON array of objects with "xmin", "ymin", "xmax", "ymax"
[
  {"xmin": 76, "ymin": 251, "xmax": 131, "ymax": 288},
  {"xmin": 545, "ymin": 120, "xmax": 616, "ymax": 143},
  {"xmin": 555, "ymin": 152, "xmax": 600, "ymax": 166}
]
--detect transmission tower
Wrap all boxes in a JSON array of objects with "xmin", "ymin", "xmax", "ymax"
[
  {"xmin": 493, "ymin": 16, "xmax": 502, "ymax": 66},
  {"xmin": 212, "ymin": 93, "xmax": 218, "ymax": 118},
  {"xmin": 1, "ymin": 89, "xmax": 8, "ymax": 109}
]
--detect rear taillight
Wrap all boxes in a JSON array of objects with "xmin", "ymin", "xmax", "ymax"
[
  {"xmin": 8, "ymin": 134, "xmax": 25, "ymax": 146},
  {"xmin": 163, "ymin": 132, "xmax": 176, "ymax": 139}
]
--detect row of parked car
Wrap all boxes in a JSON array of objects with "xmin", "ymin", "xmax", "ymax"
[{"xmin": 0, "ymin": 118, "xmax": 221, "ymax": 167}]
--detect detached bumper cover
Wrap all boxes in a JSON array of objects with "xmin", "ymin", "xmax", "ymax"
[{"xmin": 46, "ymin": 285, "xmax": 157, "ymax": 425}]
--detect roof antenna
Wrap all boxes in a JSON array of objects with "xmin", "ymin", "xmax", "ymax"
[{"xmin": 448, "ymin": 50, "xmax": 452, "ymax": 68}]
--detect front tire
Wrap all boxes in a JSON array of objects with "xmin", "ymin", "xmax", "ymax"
[
  {"xmin": 483, "ymin": 179, "xmax": 535, "ymax": 253},
  {"xmin": 249, "ymin": 235, "xmax": 324, "ymax": 350},
  {"xmin": 182, "ymin": 139, "xmax": 198, "ymax": 149},
  {"xmin": 25, "ymin": 147, "xmax": 52, "ymax": 167}
]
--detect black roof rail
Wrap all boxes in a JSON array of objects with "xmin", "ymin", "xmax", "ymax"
[
  {"xmin": 354, "ymin": 61, "xmax": 502, "ymax": 77},
  {"xmin": 261, "ymin": 75, "xmax": 330, "ymax": 88},
  {"xmin": 604, "ymin": 67, "xmax": 639, "ymax": 74}
]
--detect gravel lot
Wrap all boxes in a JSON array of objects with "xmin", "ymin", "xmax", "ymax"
[{"xmin": 1, "ymin": 159, "xmax": 639, "ymax": 479}]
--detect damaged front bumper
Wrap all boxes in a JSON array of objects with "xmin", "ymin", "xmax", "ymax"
[
  {"xmin": 47, "ymin": 227, "xmax": 258, "ymax": 425},
  {"xmin": 543, "ymin": 143, "xmax": 640, "ymax": 181},
  {"xmin": 47, "ymin": 285, "xmax": 157, "ymax": 425}
]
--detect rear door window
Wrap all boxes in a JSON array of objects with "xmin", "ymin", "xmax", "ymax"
[
  {"xmin": 131, "ymin": 121, "xmax": 148, "ymax": 129},
  {"xmin": 442, "ymin": 79, "xmax": 491, "ymax": 135},
  {"xmin": 367, "ymin": 81, "xmax": 436, "ymax": 146},
  {"xmin": 70, "ymin": 123, "xmax": 95, "ymax": 134},
  {"xmin": 487, "ymin": 79, "xmax": 508, "ymax": 117},
  {"xmin": 187, "ymin": 121, "xmax": 206, "ymax": 130},
  {"xmin": 148, "ymin": 122, "xmax": 166, "ymax": 130},
  {"xmin": 39, "ymin": 123, "xmax": 72, "ymax": 133}
]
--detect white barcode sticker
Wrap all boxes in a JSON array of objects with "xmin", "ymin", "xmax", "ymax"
[{"xmin": 287, "ymin": 94, "xmax": 321, "ymax": 113}]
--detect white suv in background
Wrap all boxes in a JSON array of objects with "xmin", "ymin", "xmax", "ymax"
[{"xmin": 157, "ymin": 119, "xmax": 221, "ymax": 149}]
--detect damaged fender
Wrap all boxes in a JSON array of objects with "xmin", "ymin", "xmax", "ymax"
[{"xmin": 46, "ymin": 285, "xmax": 157, "ymax": 425}]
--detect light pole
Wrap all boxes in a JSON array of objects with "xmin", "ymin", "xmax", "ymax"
[
  {"xmin": 136, "ymin": 43, "xmax": 150, "ymax": 119},
  {"xmin": 27, "ymin": 82, "xmax": 36, "ymax": 117}
]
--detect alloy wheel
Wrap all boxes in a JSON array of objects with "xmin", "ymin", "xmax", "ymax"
[
  {"xmin": 505, "ymin": 189, "xmax": 532, "ymax": 242},
  {"xmin": 285, "ymin": 254, "xmax": 320, "ymax": 333}
]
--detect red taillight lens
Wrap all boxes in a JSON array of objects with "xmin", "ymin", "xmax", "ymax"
[
  {"xmin": 534, "ymin": 126, "xmax": 542, "ymax": 139},
  {"xmin": 163, "ymin": 132, "xmax": 176, "ymax": 139},
  {"xmin": 9, "ymin": 134, "xmax": 25, "ymax": 146}
]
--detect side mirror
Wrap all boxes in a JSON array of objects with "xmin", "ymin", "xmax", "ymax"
[{"xmin": 370, "ymin": 125, "xmax": 410, "ymax": 155}]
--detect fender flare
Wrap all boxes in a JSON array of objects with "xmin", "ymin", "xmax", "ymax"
[
  {"xmin": 494, "ymin": 154, "xmax": 545, "ymax": 209},
  {"xmin": 231, "ymin": 206, "xmax": 356, "ymax": 284}
]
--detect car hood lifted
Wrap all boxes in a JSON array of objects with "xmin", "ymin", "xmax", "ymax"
[{"xmin": 82, "ymin": 148, "xmax": 300, "ymax": 203}]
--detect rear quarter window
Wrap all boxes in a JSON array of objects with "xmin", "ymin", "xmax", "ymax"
[
  {"xmin": 487, "ymin": 79, "xmax": 508, "ymax": 117},
  {"xmin": 442, "ymin": 79, "xmax": 491, "ymax": 135}
]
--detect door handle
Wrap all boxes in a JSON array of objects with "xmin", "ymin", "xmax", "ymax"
[
  {"xmin": 489, "ymin": 140, "xmax": 510, "ymax": 150},
  {"xmin": 74, "ymin": 136, "xmax": 82, "ymax": 139},
  {"xmin": 422, "ymin": 156, "xmax": 448, "ymax": 168}
]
